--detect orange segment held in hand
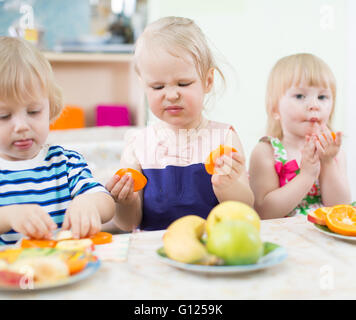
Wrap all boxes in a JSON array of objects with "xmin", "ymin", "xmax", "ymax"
[
  {"xmin": 205, "ymin": 145, "xmax": 237, "ymax": 175},
  {"xmin": 115, "ymin": 168, "xmax": 147, "ymax": 192},
  {"xmin": 325, "ymin": 205, "xmax": 356, "ymax": 236},
  {"xmin": 323, "ymin": 132, "xmax": 336, "ymax": 141}
]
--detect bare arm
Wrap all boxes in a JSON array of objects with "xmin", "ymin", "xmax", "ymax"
[
  {"xmin": 212, "ymin": 129, "xmax": 254, "ymax": 207},
  {"xmin": 0, "ymin": 205, "xmax": 17, "ymax": 234},
  {"xmin": 319, "ymin": 149, "xmax": 351, "ymax": 205},
  {"xmin": 72, "ymin": 192, "xmax": 116, "ymax": 224},
  {"xmin": 314, "ymin": 129, "xmax": 351, "ymax": 205},
  {"xmin": 112, "ymin": 188, "xmax": 142, "ymax": 232},
  {"xmin": 105, "ymin": 152, "xmax": 143, "ymax": 232},
  {"xmin": 249, "ymin": 141, "xmax": 317, "ymax": 219}
]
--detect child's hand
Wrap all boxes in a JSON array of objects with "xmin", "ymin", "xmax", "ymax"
[
  {"xmin": 105, "ymin": 173, "xmax": 139, "ymax": 205},
  {"xmin": 8, "ymin": 204, "xmax": 57, "ymax": 239},
  {"xmin": 314, "ymin": 125, "xmax": 342, "ymax": 164},
  {"xmin": 62, "ymin": 194, "xmax": 102, "ymax": 239},
  {"xmin": 211, "ymin": 152, "xmax": 245, "ymax": 187},
  {"xmin": 300, "ymin": 135, "xmax": 320, "ymax": 179}
]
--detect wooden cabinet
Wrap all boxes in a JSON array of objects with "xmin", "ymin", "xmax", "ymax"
[{"xmin": 44, "ymin": 52, "xmax": 146, "ymax": 127}]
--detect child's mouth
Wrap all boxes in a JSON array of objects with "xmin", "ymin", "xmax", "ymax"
[
  {"xmin": 13, "ymin": 139, "xmax": 33, "ymax": 150},
  {"xmin": 165, "ymin": 106, "xmax": 183, "ymax": 114},
  {"xmin": 307, "ymin": 117, "xmax": 320, "ymax": 124}
]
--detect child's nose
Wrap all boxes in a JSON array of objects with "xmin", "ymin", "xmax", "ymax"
[
  {"xmin": 13, "ymin": 115, "xmax": 30, "ymax": 132},
  {"xmin": 166, "ymin": 87, "xmax": 180, "ymax": 101},
  {"xmin": 307, "ymin": 97, "xmax": 320, "ymax": 111}
]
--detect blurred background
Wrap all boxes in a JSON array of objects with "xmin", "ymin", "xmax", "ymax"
[{"xmin": 0, "ymin": 0, "xmax": 355, "ymax": 199}]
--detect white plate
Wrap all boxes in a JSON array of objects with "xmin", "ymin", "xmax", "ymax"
[
  {"xmin": 312, "ymin": 223, "xmax": 356, "ymax": 241},
  {"xmin": 0, "ymin": 259, "xmax": 101, "ymax": 292},
  {"xmin": 156, "ymin": 246, "xmax": 287, "ymax": 274}
]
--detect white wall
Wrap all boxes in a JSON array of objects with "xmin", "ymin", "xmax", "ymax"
[
  {"xmin": 347, "ymin": 0, "xmax": 356, "ymax": 200},
  {"xmin": 146, "ymin": 0, "xmax": 348, "ymax": 171}
]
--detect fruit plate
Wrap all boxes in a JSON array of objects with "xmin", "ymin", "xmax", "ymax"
[
  {"xmin": 0, "ymin": 259, "xmax": 101, "ymax": 292},
  {"xmin": 312, "ymin": 223, "xmax": 356, "ymax": 241},
  {"xmin": 156, "ymin": 242, "xmax": 287, "ymax": 274}
]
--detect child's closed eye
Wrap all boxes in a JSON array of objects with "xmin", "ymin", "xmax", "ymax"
[
  {"xmin": 0, "ymin": 114, "xmax": 10, "ymax": 120},
  {"xmin": 152, "ymin": 85, "xmax": 164, "ymax": 90},
  {"xmin": 28, "ymin": 110, "xmax": 41, "ymax": 115},
  {"xmin": 178, "ymin": 82, "xmax": 192, "ymax": 87}
]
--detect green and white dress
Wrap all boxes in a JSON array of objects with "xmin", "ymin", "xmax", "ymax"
[{"xmin": 261, "ymin": 136, "xmax": 324, "ymax": 217}]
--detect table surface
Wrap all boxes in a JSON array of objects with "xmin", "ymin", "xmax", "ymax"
[{"xmin": 2, "ymin": 215, "xmax": 356, "ymax": 300}]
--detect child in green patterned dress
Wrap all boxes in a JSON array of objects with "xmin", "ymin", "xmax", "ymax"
[{"xmin": 249, "ymin": 53, "xmax": 351, "ymax": 219}]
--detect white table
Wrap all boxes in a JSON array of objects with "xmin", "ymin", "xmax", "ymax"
[{"xmin": 2, "ymin": 215, "xmax": 356, "ymax": 300}]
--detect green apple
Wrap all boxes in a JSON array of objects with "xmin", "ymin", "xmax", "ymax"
[
  {"xmin": 206, "ymin": 201, "xmax": 260, "ymax": 236},
  {"xmin": 206, "ymin": 220, "xmax": 263, "ymax": 265}
]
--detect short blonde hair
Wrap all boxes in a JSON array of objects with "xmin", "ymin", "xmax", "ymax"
[
  {"xmin": 0, "ymin": 37, "xmax": 63, "ymax": 122},
  {"xmin": 266, "ymin": 53, "xmax": 336, "ymax": 139},
  {"xmin": 134, "ymin": 16, "xmax": 225, "ymax": 89}
]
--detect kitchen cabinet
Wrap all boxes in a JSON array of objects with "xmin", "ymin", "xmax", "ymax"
[{"xmin": 44, "ymin": 52, "xmax": 146, "ymax": 127}]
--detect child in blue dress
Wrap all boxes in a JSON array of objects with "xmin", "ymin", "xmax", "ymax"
[
  {"xmin": 106, "ymin": 16, "xmax": 254, "ymax": 231},
  {"xmin": 0, "ymin": 37, "xmax": 115, "ymax": 244}
]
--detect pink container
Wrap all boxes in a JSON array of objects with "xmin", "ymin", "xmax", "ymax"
[{"xmin": 96, "ymin": 105, "xmax": 131, "ymax": 127}]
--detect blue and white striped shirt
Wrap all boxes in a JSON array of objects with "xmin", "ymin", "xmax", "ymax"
[{"xmin": 0, "ymin": 145, "xmax": 108, "ymax": 245}]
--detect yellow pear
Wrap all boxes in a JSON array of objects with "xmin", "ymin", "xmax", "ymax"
[
  {"xmin": 163, "ymin": 215, "xmax": 219, "ymax": 265},
  {"xmin": 206, "ymin": 201, "xmax": 260, "ymax": 236}
]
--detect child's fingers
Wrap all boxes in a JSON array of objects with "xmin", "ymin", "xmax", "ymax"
[
  {"xmin": 32, "ymin": 217, "xmax": 52, "ymax": 239},
  {"xmin": 303, "ymin": 136, "xmax": 314, "ymax": 155},
  {"xmin": 105, "ymin": 174, "xmax": 121, "ymax": 192},
  {"xmin": 231, "ymin": 152, "xmax": 245, "ymax": 166},
  {"xmin": 23, "ymin": 222, "xmax": 38, "ymax": 239},
  {"xmin": 214, "ymin": 156, "xmax": 232, "ymax": 175},
  {"xmin": 79, "ymin": 214, "xmax": 90, "ymax": 239},
  {"xmin": 118, "ymin": 176, "xmax": 134, "ymax": 200},
  {"xmin": 88, "ymin": 213, "xmax": 101, "ymax": 237},
  {"xmin": 215, "ymin": 153, "xmax": 242, "ymax": 175},
  {"xmin": 39, "ymin": 210, "xmax": 57, "ymax": 232},
  {"xmin": 66, "ymin": 211, "xmax": 80, "ymax": 239},
  {"xmin": 88, "ymin": 214, "xmax": 101, "ymax": 237},
  {"xmin": 335, "ymin": 131, "xmax": 342, "ymax": 146},
  {"xmin": 313, "ymin": 135, "xmax": 325, "ymax": 153},
  {"xmin": 109, "ymin": 175, "xmax": 128, "ymax": 199},
  {"xmin": 61, "ymin": 214, "xmax": 70, "ymax": 230}
]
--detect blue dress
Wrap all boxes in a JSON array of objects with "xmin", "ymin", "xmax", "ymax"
[{"xmin": 120, "ymin": 118, "xmax": 235, "ymax": 231}]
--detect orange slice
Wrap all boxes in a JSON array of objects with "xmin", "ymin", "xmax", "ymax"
[
  {"xmin": 21, "ymin": 239, "xmax": 57, "ymax": 248},
  {"xmin": 115, "ymin": 168, "xmax": 147, "ymax": 192},
  {"xmin": 22, "ymin": 231, "xmax": 113, "ymax": 248},
  {"xmin": 307, "ymin": 207, "xmax": 332, "ymax": 226},
  {"xmin": 90, "ymin": 232, "xmax": 112, "ymax": 245},
  {"xmin": 325, "ymin": 205, "xmax": 356, "ymax": 236},
  {"xmin": 205, "ymin": 145, "xmax": 237, "ymax": 175}
]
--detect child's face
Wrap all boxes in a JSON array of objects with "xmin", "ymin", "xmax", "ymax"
[
  {"xmin": 0, "ymin": 97, "xmax": 50, "ymax": 161},
  {"xmin": 137, "ymin": 47, "xmax": 213, "ymax": 130},
  {"xmin": 277, "ymin": 83, "xmax": 333, "ymax": 138}
]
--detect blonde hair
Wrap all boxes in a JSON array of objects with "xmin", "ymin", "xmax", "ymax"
[
  {"xmin": 134, "ymin": 16, "xmax": 225, "ymax": 90},
  {"xmin": 266, "ymin": 53, "xmax": 336, "ymax": 139},
  {"xmin": 0, "ymin": 37, "xmax": 63, "ymax": 122}
]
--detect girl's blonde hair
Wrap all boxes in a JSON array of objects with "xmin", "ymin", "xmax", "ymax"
[
  {"xmin": 266, "ymin": 53, "xmax": 336, "ymax": 139},
  {"xmin": 0, "ymin": 37, "xmax": 63, "ymax": 122},
  {"xmin": 134, "ymin": 16, "xmax": 225, "ymax": 89}
]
